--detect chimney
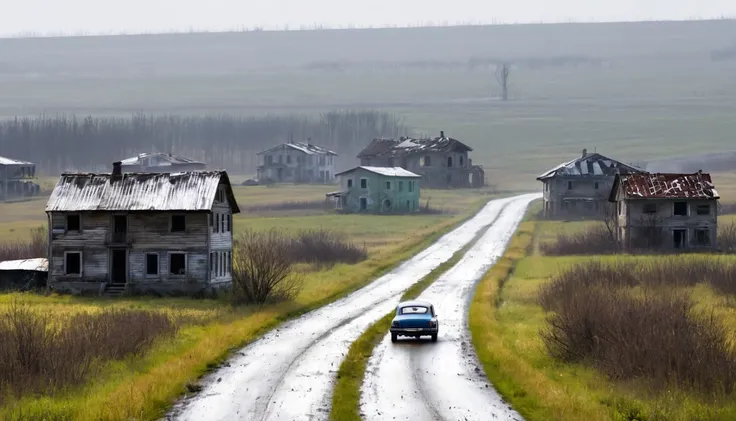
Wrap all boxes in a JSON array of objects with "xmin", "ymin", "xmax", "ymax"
[
  {"xmin": 112, "ymin": 161, "xmax": 122, "ymax": 180},
  {"xmin": 440, "ymin": 130, "xmax": 445, "ymax": 138},
  {"xmin": 582, "ymin": 148, "xmax": 587, "ymax": 158}
]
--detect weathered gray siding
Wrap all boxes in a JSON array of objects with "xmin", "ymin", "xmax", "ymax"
[
  {"xmin": 208, "ymin": 182, "xmax": 234, "ymax": 284},
  {"xmin": 543, "ymin": 175, "xmax": 614, "ymax": 218},
  {"xmin": 362, "ymin": 151, "xmax": 477, "ymax": 188}
]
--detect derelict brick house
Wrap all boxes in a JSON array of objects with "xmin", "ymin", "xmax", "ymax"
[
  {"xmin": 256, "ymin": 141, "xmax": 338, "ymax": 184},
  {"xmin": 537, "ymin": 149, "xmax": 644, "ymax": 219},
  {"xmin": 1, "ymin": 155, "xmax": 41, "ymax": 201},
  {"xmin": 356, "ymin": 131, "xmax": 484, "ymax": 189},
  {"xmin": 327, "ymin": 166, "xmax": 421, "ymax": 213},
  {"xmin": 119, "ymin": 152, "xmax": 206, "ymax": 173},
  {"xmin": 609, "ymin": 171, "xmax": 719, "ymax": 250},
  {"xmin": 45, "ymin": 162, "xmax": 240, "ymax": 297}
]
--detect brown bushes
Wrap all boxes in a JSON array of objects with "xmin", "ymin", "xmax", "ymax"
[
  {"xmin": 538, "ymin": 260, "xmax": 736, "ymax": 395},
  {"xmin": 0, "ymin": 300, "xmax": 177, "ymax": 402},
  {"xmin": 0, "ymin": 227, "xmax": 47, "ymax": 263},
  {"xmin": 540, "ymin": 225, "xmax": 619, "ymax": 255},
  {"xmin": 245, "ymin": 200, "xmax": 327, "ymax": 213},
  {"xmin": 289, "ymin": 229, "xmax": 367, "ymax": 265}
]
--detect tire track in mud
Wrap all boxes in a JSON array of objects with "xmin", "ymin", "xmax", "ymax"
[{"xmin": 166, "ymin": 197, "xmax": 518, "ymax": 421}]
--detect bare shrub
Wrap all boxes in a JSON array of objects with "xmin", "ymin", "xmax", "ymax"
[
  {"xmin": 0, "ymin": 227, "xmax": 47, "ymax": 262},
  {"xmin": 539, "ymin": 261, "xmax": 736, "ymax": 395},
  {"xmin": 0, "ymin": 299, "xmax": 177, "ymax": 402},
  {"xmin": 718, "ymin": 221, "xmax": 736, "ymax": 253},
  {"xmin": 232, "ymin": 230, "xmax": 304, "ymax": 305},
  {"xmin": 289, "ymin": 229, "xmax": 367, "ymax": 265},
  {"xmin": 540, "ymin": 225, "xmax": 619, "ymax": 255}
]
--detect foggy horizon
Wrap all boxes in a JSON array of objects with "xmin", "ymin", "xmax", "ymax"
[{"xmin": 3, "ymin": 0, "xmax": 736, "ymax": 38}]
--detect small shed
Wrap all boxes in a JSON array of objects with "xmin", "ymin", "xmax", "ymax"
[
  {"xmin": 0, "ymin": 258, "xmax": 48, "ymax": 291},
  {"xmin": 328, "ymin": 166, "xmax": 421, "ymax": 213}
]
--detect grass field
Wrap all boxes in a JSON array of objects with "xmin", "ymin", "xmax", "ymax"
[
  {"xmin": 469, "ymin": 203, "xmax": 736, "ymax": 421},
  {"xmin": 0, "ymin": 184, "xmax": 494, "ymax": 420}
]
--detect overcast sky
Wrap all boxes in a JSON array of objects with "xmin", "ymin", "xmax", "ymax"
[{"xmin": 3, "ymin": 0, "xmax": 736, "ymax": 36}]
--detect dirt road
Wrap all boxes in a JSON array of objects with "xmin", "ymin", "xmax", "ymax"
[
  {"xmin": 167, "ymin": 194, "xmax": 539, "ymax": 421},
  {"xmin": 361, "ymin": 194, "xmax": 538, "ymax": 421}
]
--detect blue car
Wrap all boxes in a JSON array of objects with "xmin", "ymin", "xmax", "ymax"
[{"xmin": 390, "ymin": 300, "xmax": 439, "ymax": 342}]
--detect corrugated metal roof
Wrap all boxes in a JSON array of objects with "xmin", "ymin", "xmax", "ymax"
[
  {"xmin": 120, "ymin": 152, "xmax": 205, "ymax": 166},
  {"xmin": 537, "ymin": 152, "xmax": 644, "ymax": 180},
  {"xmin": 335, "ymin": 166, "xmax": 421, "ymax": 178},
  {"xmin": 257, "ymin": 142, "xmax": 337, "ymax": 156},
  {"xmin": 0, "ymin": 258, "xmax": 48, "ymax": 272},
  {"xmin": 45, "ymin": 171, "xmax": 240, "ymax": 213},
  {"xmin": 0, "ymin": 155, "xmax": 35, "ymax": 166},
  {"xmin": 617, "ymin": 172, "xmax": 719, "ymax": 200},
  {"xmin": 357, "ymin": 134, "xmax": 472, "ymax": 159}
]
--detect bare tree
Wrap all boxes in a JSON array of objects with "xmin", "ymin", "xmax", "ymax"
[{"xmin": 495, "ymin": 63, "xmax": 511, "ymax": 101}]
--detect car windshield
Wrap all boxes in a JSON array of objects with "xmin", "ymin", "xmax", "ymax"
[{"xmin": 399, "ymin": 306, "xmax": 429, "ymax": 315}]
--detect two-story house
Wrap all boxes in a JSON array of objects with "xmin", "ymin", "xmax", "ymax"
[
  {"xmin": 537, "ymin": 149, "xmax": 644, "ymax": 219},
  {"xmin": 356, "ymin": 131, "xmax": 485, "ymax": 189},
  {"xmin": 608, "ymin": 171, "xmax": 719, "ymax": 250},
  {"xmin": 256, "ymin": 141, "xmax": 338, "ymax": 184},
  {"xmin": 44, "ymin": 162, "xmax": 240, "ymax": 297},
  {"xmin": 1, "ymin": 155, "xmax": 41, "ymax": 201},
  {"xmin": 327, "ymin": 166, "xmax": 421, "ymax": 213}
]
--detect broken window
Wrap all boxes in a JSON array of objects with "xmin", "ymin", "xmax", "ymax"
[
  {"xmin": 169, "ymin": 253, "xmax": 186, "ymax": 275},
  {"xmin": 171, "ymin": 215, "xmax": 186, "ymax": 232},
  {"xmin": 567, "ymin": 181, "xmax": 573, "ymax": 190},
  {"xmin": 695, "ymin": 229, "xmax": 710, "ymax": 246},
  {"xmin": 696, "ymin": 205, "xmax": 710, "ymax": 215},
  {"xmin": 360, "ymin": 178, "xmax": 367, "ymax": 189},
  {"xmin": 65, "ymin": 252, "xmax": 81, "ymax": 275},
  {"xmin": 146, "ymin": 253, "xmax": 159, "ymax": 276},
  {"xmin": 673, "ymin": 202, "xmax": 688, "ymax": 216},
  {"xmin": 67, "ymin": 214, "xmax": 81, "ymax": 232},
  {"xmin": 423, "ymin": 156, "xmax": 432, "ymax": 166},
  {"xmin": 643, "ymin": 203, "xmax": 657, "ymax": 214}
]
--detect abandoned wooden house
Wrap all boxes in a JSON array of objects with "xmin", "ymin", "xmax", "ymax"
[
  {"xmin": 256, "ymin": 141, "xmax": 338, "ymax": 184},
  {"xmin": 119, "ymin": 152, "xmax": 206, "ymax": 173},
  {"xmin": 537, "ymin": 149, "xmax": 644, "ymax": 219},
  {"xmin": 327, "ymin": 166, "xmax": 421, "ymax": 213},
  {"xmin": 356, "ymin": 131, "xmax": 484, "ymax": 189},
  {"xmin": 1, "ymin": 155, "xmax": 41, "ymax": 201},
  {"xmin": 608, "ymin": 171, "xmax": 719, "ymax": 250},
  {"xmin": 44, "ymin": 162, "xmax": 240, "ymax": 297}
]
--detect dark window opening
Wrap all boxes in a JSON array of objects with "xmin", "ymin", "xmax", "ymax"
[
  {"xmin": 399, "ymin": 181, "xmax": 403, "ymax": 192},
  {"xmin": 67, "ymin": 214, "xmax": 80, "ymax": 231},
  {"xmin": 567, "ymin": 181, "xmax": 573, "ymax": 190},
  {"xmin": 146, "ymin": 254, "xmax": 159, "ymax": 276},
  {"xmin": 460, "ymin": 156, "xmax": 464, "ymax": 166},
  {"xmin": 227, "ymin": 214, "xmax": 231, "ymax": 232},
  {"xmin": 210, "ymin": 252, "xmax": 214, "ymax": 275},
  {"xmin": 696, "ymin": 205, "xmax": 710, "ymax": 215},
  {"xmin": 695, "ymin": 229, "xmax": 710, "ymax": 246},
  {"xmin": 347, "ymin": 179, "xmax": 353, "ymax": 188},
  {"xmin": 169, "ymin": 253, "xmax": 186, "ymax": 275},
  {"xmin": 385, "ymin": 181, "xmax": 391, "ymax": 190},
  {"xmin": 643, "ymin": 203, "xmax": 657, "ymax": 214},
  {"xmin": 214, "ymin": 214, "xmax": 220, "ymax": 233},
  {"xmin": 360, "ymin": 178, "xmax": 367, "ymax": 189},
  {"xmin": 673, "ymin": 229, "xmax": 687, "ymax": 249},
  {"xmin": 409, "ymin": 181, "xmax": 414, "ymax": 192},
  {"xmin": 65, "ymin": 252, "xmax": 81, "ymax": 275},
  {"xmin": 171, "ymin": 215, "xmax": 186, "ymax": 232},
  {"xmin": 594, "ymin": 182, "xmax": 599, "ymax": 190},
  {"xmin": 447, "ymin": 156, "xmax": 453, "ymax": 167},
  {"xmin": 424, "ymin": 156, "xmax": 431, "ymax": 166},
  {"xmin": 221, "ymin": 214, "xmax": 225, "ymax": 232},
  {"xmin": 674, "ymin": 202, "xmax": 688, "ymax": 216}
]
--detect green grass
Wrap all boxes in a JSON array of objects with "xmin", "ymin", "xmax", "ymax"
[
  {"xmin": 468, "ymin": 215, "xmax": 736, "ymax": 421},
  {"xmin": 329, "ymin": 240, "xmax": 476, "ymax": 421}
]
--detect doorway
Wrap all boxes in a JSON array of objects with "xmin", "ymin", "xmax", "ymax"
[
  {"xmin": 360, "ymin": 197, "xmax": 368, "ymax": 211},
  {"xmin": 110, "ymin": 249, "xmax": 127, "ymax": 283},
  {"xmin": 673, "ymin": 229, "xmax": 687, "ymax": 249}
]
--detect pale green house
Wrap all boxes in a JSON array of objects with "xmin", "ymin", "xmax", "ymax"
[{"xmin": 327, "ymin": 166, "xmax": 421, "ymax": 213}]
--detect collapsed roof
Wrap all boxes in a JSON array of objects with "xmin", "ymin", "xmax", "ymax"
[
  {"xmin": 357, "ymin": 131, "xmax": 472, "ymax": 159},
  {"xmin": 610, "ymin": 171, "xmax": 719, "ymax": 201},
  {"xmin": 257, "ymin": 142, "xmax": 337, "ymax": 156},
  {"xmin": 537, "ymin": 151, "xmax": 643, "ymax": 180},
  {"xmin": 120, "ymin": 152, "xmax": 205, "ymax": 167}
]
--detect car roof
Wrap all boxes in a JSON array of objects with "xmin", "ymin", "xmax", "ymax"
[{"xmin": 397, "ymin": 300, "xmax": 433, "ymax": 308}]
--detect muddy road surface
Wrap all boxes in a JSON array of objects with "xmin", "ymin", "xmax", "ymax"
[
  {"xmin": 361, "ymin": 194, "xmax": 539, "ymax": 421},
  {"xmin": 167, "ymin": 195, "xmax": 536, "ymax": 421}
]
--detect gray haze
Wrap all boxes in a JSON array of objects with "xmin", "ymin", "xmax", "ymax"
[{"xmin": 3, "ymin": 0, "xmax": 736, "ymax": 36}]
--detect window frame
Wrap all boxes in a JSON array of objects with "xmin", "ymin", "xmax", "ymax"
[
  {"xmin": 145, "ymin": 253, "xmax": 160, "ymax": 277},
  {"xmin": 694, "ymin": 229, "xmax": 711, "ymax": 246},
  {"xmin": 64, "ymin": 251, "xmax": 82, "ymax": 276},
  {"xmin": 673, "ymin": 201, "xmax": 688, "ymax": 216},
  {"xmin": 385, "ymin": 181, "xmax": 391, "ymax": 190},
  {"xmin": 66, "ymin": 214, "xmax": 81, "ymax": 232},
  {"xmin": 170, "ymin": 214, "xmax": 187, "ymax": 233},
  {"xmin": 347, "ymin": 178, "xmax": 353, "ymax": 188},
  {"xmin": 360, "ymin": 178, "xmax": 368, "ymax": 189},
  {"xmin": 696, "ymin": 204, "xmax": 711, "ymax": 216},
  {"xmin": 168, "ymin": 252, "xmax": 187, "ymax": 277}
]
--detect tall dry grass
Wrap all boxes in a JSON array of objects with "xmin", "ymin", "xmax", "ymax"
[
  {"xmin": 538, "ymin": 259, "xmax": 736, "ymax": 395},
  {"xmin": 0, "ymin": 227, "xmax": 47, "ymax": 262}
]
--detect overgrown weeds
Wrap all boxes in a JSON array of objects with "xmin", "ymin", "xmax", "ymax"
[
  {"xmin": 538, "ymin": 260, "xmax": 736, "ymax": 396},
  {"xmin": 0, "ymin": 299, "xmax": 177, "ymax": 403},
  {"xmin": 0, "ymin": 227, "xmax": 47, "ymax": 262},
  {"xmin": 245, "ymin": 200, "xmax": 327, "ymax": 213},
  {"xmin": 289, "ymin": 229, "xmax": 367, "ymax": 265}
]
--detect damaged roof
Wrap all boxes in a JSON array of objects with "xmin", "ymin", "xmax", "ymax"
[
  {"xmin": 257, "ymin": 142, "xmax": 337, "ymax": 156},
  {"xmin": 610, "ymin": 172, "xmax": 719, "ymax": 201},
  {"xmin": 357, "ymin": 133, "xmax": 472, "ymax": 159},
  {"xmin": 45, "ymin": 171, "xmax": 240, "ymax": 213},
  {"xmin": 335, "ymin": 166, "xmax": 422, "ymax": 178},
  {"xmin": 537, "ymin": 152, "xmax": 643, "ymax": 180},
  {"xmin": 120, "ymin": 152, "xmax": 205, "ymax": 167},
  {"xmin": 0, "ymin": 155, "xmax": 34, "ymax": 166}
]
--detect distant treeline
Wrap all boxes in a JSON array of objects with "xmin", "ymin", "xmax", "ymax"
[{"xmin": 0, "ymin": 111, "xmax": 408, "ymax": 176}]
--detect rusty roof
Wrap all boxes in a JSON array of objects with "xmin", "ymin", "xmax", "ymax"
[
  {"xmin": 611, "ymin": 172, "xmax": 719, "ymax": 201},
  {"xmin": 537, "ymin": 152, "xmax": 644, "ymax": 180},
  {"xmin": 357, "ymin": 134, "xmax": 472, "ymax": 159},
  {"xmin": 45, "ymin": 171, "xmax": 240, "ymax": 213}
]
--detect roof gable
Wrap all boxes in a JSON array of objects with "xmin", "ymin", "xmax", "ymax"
[
  {"xmin": 257, "ymin": 142, "xmax": 337, "ymax": 156},
  {"xmin": 357, "ymin": 134, "xmax": 472, "ymax": 159},
  {"xmin": 334, "ymin": 166, "xmax": 421, "ymax": 178},
  {"xmin": 610, "ymin": 172, "xmax": 719, "ymax": 201},
  {"xmin": 45, "ymin": 171, "xmax": 240, "ymax": 213},
  {"xmin": 537, "ymin": 152, "xmax": 644, "ymax": 180},
  {"xmin": 120, "ymin": 152, "xmax": 204, "ymax": 167}
]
